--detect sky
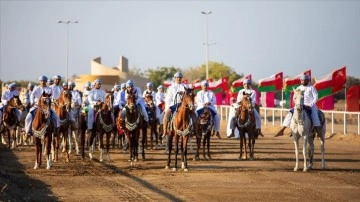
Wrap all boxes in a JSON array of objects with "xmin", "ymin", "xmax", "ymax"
[{"xmin": 1, "ymin": 0, "xmax": 360, "ymax": 83}]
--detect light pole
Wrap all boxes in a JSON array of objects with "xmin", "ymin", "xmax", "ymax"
[
  {"xmin": 201, "ymin": 11, "xmax": 212, "ymax": 80},
  {"xmin": 58, "ymin": 20, "xmax": 78, "ymax": 82}
]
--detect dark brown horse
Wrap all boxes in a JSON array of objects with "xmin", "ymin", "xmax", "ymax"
[
  {"xmin": 234, "ymin": 92, "xmax": 256, "ymax": 160},
  {"xmin": 32, "ymin": 91, "xmax": 54, "ymax": 169},
  {"xmin": 166, "ymin": 88, "xmax": 195, "ymax": 171},
  {"xmin": 54, "ymin": 90, "xmax": 72, "ymax": 162},
  {"xmin": 143, "ymin": 93, "xmax": 160, "ymax": 150},
  {"xmin": 195, "ymin": 106, "xmax": 214, "ymax": 160},
  {"xmin": 92, "ymin": 92, "xmax": 114, "ymax": 162},
  {"xmin": 1, "ymin": 95, "xmax": 23, "ymax": 149},
  {"xmin": 118, "ymin": 91, "xmax": 142, "ymax": 165}
]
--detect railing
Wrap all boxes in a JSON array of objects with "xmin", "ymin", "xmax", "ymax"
[{"xmin": 215, "ymin": 105, "xmax": 360, "ymax": 135}]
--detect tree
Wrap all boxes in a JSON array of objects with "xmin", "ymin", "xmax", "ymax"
[{"xmin": 145, "ymin": 66, "xmax": 181, "ymax": 88}]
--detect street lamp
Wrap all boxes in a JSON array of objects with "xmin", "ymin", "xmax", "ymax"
[
  {"xmin": 57, "ymin": 20, "xmax": 78, "ymax": 82},
  {"xmin": 201, "ymin": 11, "xmax": 212, "ymax": 80}
]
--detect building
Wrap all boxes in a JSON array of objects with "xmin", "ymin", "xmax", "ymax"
[{"xmin": 74, "ymin": 55, "xmax": 148, "ymax": 91}]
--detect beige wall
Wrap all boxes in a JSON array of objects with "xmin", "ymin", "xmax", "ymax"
[{"xmin": 74, "ymin": 55, "xmax": 149, "ymax": 92}]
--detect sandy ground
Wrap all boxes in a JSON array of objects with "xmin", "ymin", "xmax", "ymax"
[{"xmin": 1, "ymin": 122, "xmax": 360, "ymax": 201}]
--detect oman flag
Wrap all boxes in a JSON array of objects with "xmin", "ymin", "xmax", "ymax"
[
  {"xmin": 230, "ymin": 74, "xmax": 252, "ymax": 93},
  {"xmin": 283, "ymin": 70, "xmax": 311, "ymax": 91},
  {"xmin": 314, "ymin": 66, "xmax": 346, "ymax": 100},
  {"xmin": 258, "ymin": 72, "xmax": 283, "ymax": 92},
  {"xmin": 209, "ymin": 77, "xmax": 228, "ymax": 105}
]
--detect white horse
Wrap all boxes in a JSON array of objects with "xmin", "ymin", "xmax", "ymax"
[{"xmin": 291, "ymin": 89, "xmax": 311, "ymax": 172}]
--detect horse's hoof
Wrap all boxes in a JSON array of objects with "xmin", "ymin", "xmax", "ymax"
[
  {"xmin": 250, "ymin": 157, "xmax": 254, "ymax": 161},
  {"xmin": 172, "ymin": 168, "xmax": 177, "ymax": 172},
  {"xmin": 34, "ymin": 163, "xmax": 39, "ymax": 170},
  {"xmin": 293, "ymin": 168, "xmax": 298, "ymax": 172},
  {"xmin": 89, "ymin": 153, "xmax": 93, "ymax": 160},
  {"xmin": 194, "ymin": 156, "xmax": 199, "ymax": 161},
  {"xmin": 183, "ymin": 168, "xmax": 189, "ymax": 172},
  {"xmin": 100, "ymin": 158, "xmax": 103, "ymax": 162},
  {"xmin": 303, "ymin": 168, "xmax": 308, "ymax": 172},
  {"xmin": 165, "ymin": 166, "xmax": 170, "ymax": 170}
]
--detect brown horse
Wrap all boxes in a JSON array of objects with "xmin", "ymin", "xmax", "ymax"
[
  {"xmin": 32, "ymin": 91, "xmax": 54, "ymax": 169},
  {"xmin": 92, "ymin": 92, "xmax": 114, "ymax": 162},
  {"xmin": 1, "ymin": 96, "xmax": 23, "ymax": 149},
  {"xmin": 143, "ymin": 93, "xmax": 161, "ymax": 150},
  {"xmin": 54, "ymin": 90, "xmax": 72, "ymax": 162},
  {"xmin": 166, "ymin": 88, "xmax": 195, "ymax": 171},
  {"xmin": 234, "ymin": 92, "xmax": 256, "ymax": 160},
  {"xmin": 118, "ymin": 91, "xmax": 142, "ymax": 165},
  {"xmin": 195, "ymin": 106, "xmax": 214, "ymax": 160}
]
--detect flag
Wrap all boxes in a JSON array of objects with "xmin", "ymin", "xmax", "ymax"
[
  {"xmin": 209, "ymin": 77, "xmax": 228, "ymax": 105},
  {"xmin": 260, "ymin": 92, "xmax": 275, "ymax": 107},
  {"xmin": 283, "ymin": 70, "xmax": 311, "ymax": 91},
  {"xmin": 314, "ymin": 66, "xmax": 346, "ymax": 100},
  {"xmin": 230, "ymin": 74, "xmax": 252, "ymax": 93},
  {"xmin": 316, "ymin": 95, "xmax": 335, "ymax": 110},
  {"xmin": 258, "ymin": 72, "xmax": 283, "ymax": 92},
  {"xmin": 346, "ymin": 85, "xmax": 360, "ymax": 112}
]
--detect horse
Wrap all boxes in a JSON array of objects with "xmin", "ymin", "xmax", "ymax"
[
  {"xmin": 1, "ymin": 95, "xmax": 23, "ymax": 149},
  {"xmin": 234, "ymin": 92, "xmax": 256, "ymax": 160},
  {"xmin": 91, "ymin": 92, "xmax": 114, "ymax": 162},
  {"xmin": 69, "ymin": 93, "xmax": 83, "ymax": 155},
  {"xmin": 166, "ymin": 88, "xmax": 195, "ymax": 172},
  {"xmin": 291, "ymin": 89, "xmax": 311, "ymax": 172},
  {"xmin": 118, "ymin": 91, "xmax": 142, "ymax": 165},
  {"xmin": 54, "ymin": 90, "xmax": 72, "ymax": 162},
  {"xmin": 195, "ymin": 106, "xmax": 214, "ymax": 160},
  {"xmin": 143, "ymin": 93, "xmax": 161, "ymax": 150},
  {"xmin": 32, "ymin": 91, "xmax": 54, "ymax": 169}
]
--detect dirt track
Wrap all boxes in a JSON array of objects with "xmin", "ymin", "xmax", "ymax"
[{"xmin": 1, "ymin": 123, "xmax": 360, "ymax": 201}]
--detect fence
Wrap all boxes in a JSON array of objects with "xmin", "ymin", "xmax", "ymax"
[{"xmin": 215, "ymin": 105, "xmax": 360, "ymax": 135}]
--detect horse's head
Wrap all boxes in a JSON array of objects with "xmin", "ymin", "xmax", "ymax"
[
  {"xmin": 7, "ymin": 95, "xmax": 23, "ymax": 111},
  {"xmin": 126, "ymin": 91, "xmax": 137, "ymax": 112},
  {"xmin": 59, "ymin": 90, "xmax": 72, "ymax": 112},
  {"xmin": 144, "ymin": 93, "xmax": 155, "ymax": 108},
  {"xmin": 37, "ymin": 91, "xmax": 52, "ymax": 119},
  {"xmin": 293, "ymin": 89, "xmax": 305, "ymax": 112},
  {"xmin": 180, "ymin": 87, "xmax": 195, "ymax": 111},
  {"xmin": 199, "ymin": 107, "xmax": 212, "ymax": 125},
  {"xmin": 238, "ymin": 92, "xmax": 253, "ymax": 120},
  {"xmin": 102, "ymin": 91, "xmax": 114, "ymax": 111}
]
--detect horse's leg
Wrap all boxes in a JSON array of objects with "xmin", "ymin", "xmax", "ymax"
[
  {"xmin": 302, "ymin": 135, "xmax": 308, "ymax": 172},
  {"xmin": 141, "ymin": 127, "xmax": 146, "ymax": 160},
  {"xmin": 99, "ymin": 132, "xmax": 104, "ymax": 162},
  {"xmin": 46, "ymin": 134, "xmax": 52, "ymax": 169},
  {"xmin": 202, "ymin": 133, "xmax": 207, "ymax": 160},
  {"xmin": 307, "ymin": 134, "xmax": 315, "ymax": 170},
  {"xmin": 165, "ymin": 133, "xmax": 173, "ymax": 169},
  {"xmin": 173, "ymin": 134, "xmax": 179, "ymax": 171},
  {"xmin": 248, "ymin": 132, "xmax": 253, "ymax": 160},
  {"xmin": 194, "ymin": 131, "xmax": 200, "ymax": 161},
  {"xmin": 34, "ymin": 138, "xmax": 40, "ymax": 169},
  {"xmin": 206, "ymin": 132, "xmax": 211, "ymax": 159},
  {"xmin": 293, "ymin": 134, "xmax": 300, "ymax": 171},
  {"xmin": 238, "ymin": 130, "xmax": 243, "ymax": 160},
  {"xmin": 183, "ymin": 135, "xmax": 189, "ymax": 172},
  {"xmin": 320, "ymin": 133, "xmax": 326, "ymax": 170},
  {"xmin": 149, "ymin": 126, "xmax": 154, "ymax": 150},
  {"xmin": 106, "ymin": 132, "xmax": 111, "ymax": 162},
  {"xmin": 88, "ymin": 129, "xmax": 96, "ymax": 160},
  {"xmin": 64, "ymin": 131, "xmax": 70, "ymax": 163}
]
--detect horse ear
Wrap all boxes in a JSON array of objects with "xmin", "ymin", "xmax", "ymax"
[{"xmin": 242, "ymin": 91, "xmax": 246, "ymax": 95}]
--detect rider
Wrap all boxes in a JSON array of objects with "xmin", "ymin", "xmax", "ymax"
[
  {"xmin": 163, "ymin": 72, "xmax": 198, "ymax": 137},
  {"xmin": 0, "ymin": 82, "xmax": 21, "ymax": 126},
  {"xmin": 62, "ymin": 82, "xmax": 69, "ymax": 91},
  {"xmin": 68, "ymin": 81, "xmax": 81, "ymax": 124},
  {"xmin": 112, "ymin": 84, "xmax": 121, "ymax": 120},
  {"xmin": 25, "ymin": 75, "xmax": 60, "ymax": 137},
  {"xmin": 118, "ymin": 83, "xmax": 126, "ymax": 108},
  {"xmin": 195, "ymin": 80, "xmax": 221, "ymax": 139},
  {"xmin": 87, "ymin": 79, "xmax": 106, "ymax": 133},
  {"xmin": 82, "ymin": 81, "xmax": 92, "ymax": 108},
  {"xmin": 120, "ymin": 79, "xmax": 149, "ymax": 124},
  {"xmin": 50, "ymin": 75, "xmax": 62, "ymax": 103},
  {"xmin": 47, "ymin": 79, "xmax": 54, "ymax": 87},
  {"xmin": 275, "ymin": 75, "xmax": 321, "ymax": 137},
  {"xmin": 230, "ymin": 79, "xmax": 263, "ymax": 137},
  {"xmin": 142, "ymin": 82, "xmax": 156, "ymax": 103}
]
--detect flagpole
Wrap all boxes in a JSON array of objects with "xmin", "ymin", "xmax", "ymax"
[{"xmin": 344, "ymin": 84, "xmax": 347, "ymax": 134}]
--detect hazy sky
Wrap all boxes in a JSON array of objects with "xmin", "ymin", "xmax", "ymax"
[{"xmin": 1, "ymin": 0, "xmax": 359, "ymax": 83}]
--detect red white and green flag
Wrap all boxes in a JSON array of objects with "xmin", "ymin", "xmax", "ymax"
[
  {"xmin": 258, "ymin": 72, "xmax": 283, "ymax": 92},
  {"xmin": 314, "ymin": 66, "xmax": 346, "ymax": 100},
  {"xmin": 209, "ymin": 77, "xmax": 229, "ymax": 105},
  {"xmin": 230, "ymin": 74, "xmax": 252, "ymax": 93},
  {"xmin": 283, "ymin": 70, "xmax": 311, "ymax": 91}
]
